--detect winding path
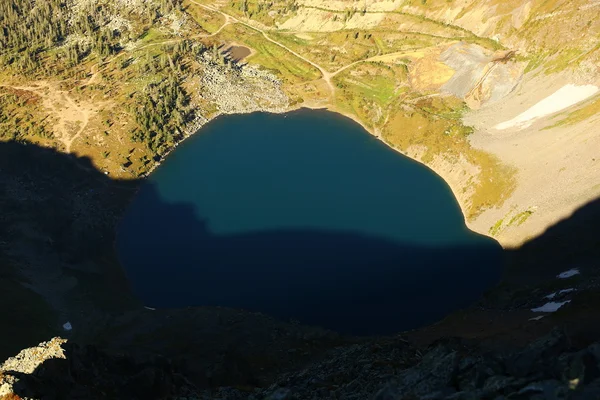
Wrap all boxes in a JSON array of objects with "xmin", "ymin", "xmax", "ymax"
[
  {"xmin": 2, "ymin": 4, "xmax": 453, "ymax": 154},
  {"xmin": 187, "ymin": 0, "xmax": 337, "ymax": 95},
  {"xmin": 1, "ymin": 83, "xmax": 97, "ymax": 153},
  {"xmin": 186, "ymin": 0, "xmax": 444, "ymax": 98},
  {"xmin": 82, "ymin": 15, "xmax": 233, "ymax": 88}
]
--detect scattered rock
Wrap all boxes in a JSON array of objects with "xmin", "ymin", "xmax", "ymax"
[
  {"xmin": 197, "ymin": 53, "xmax": 289, "ymax": 115},
  {"xmin": 5, "ymin": 327, "xmax": 600, "ymax": 399},
  {"xmin": 0, "ymin": 338, "xmax": 198, "ymax": 399}
]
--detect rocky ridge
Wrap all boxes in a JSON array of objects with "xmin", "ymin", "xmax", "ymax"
[
  {"xmin": 3, "ymin": 330, "xmax": 600, "ymax": 399},
  {"xmin": 254, "ymin": 330, "xmax": 600, "ymax": 400}
]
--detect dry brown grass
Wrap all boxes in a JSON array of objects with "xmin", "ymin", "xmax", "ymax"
[
  {"xmin": 183, "ymin": 0, "xmax": 225, "ymax": 34},
  {"xmin": 0, "ymin": 393, "xmax": 23, "ymax": 400},
  {"xmin": 383, "ymin": 99, "xmax": 516, "ymax": 219}
]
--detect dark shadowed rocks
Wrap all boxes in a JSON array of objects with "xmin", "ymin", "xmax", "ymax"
[{"xmin": 253, "ymin": 330, "xmax": 600, "ymax": 400}]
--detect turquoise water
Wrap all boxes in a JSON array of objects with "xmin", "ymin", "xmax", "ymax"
[{"xmin": 117, "ymin": 109, "xmax": 502, "ymax": 335}]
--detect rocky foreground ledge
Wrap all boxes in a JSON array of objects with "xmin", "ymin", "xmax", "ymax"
[{"xmin": 2, "ymin": 330, "xmax": 600, "ymax": 399}]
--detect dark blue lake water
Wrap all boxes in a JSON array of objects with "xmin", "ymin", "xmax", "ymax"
[{"xmin": 117, "ymin": 109, "xmax": 502, "ymax": 335}]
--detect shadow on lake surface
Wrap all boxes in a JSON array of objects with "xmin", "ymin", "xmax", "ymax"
[
  {"xmin": 4, "ymin": 138, "xmax": 600, "ymax": 397},
  {"xmin": 118, "ymin": 110, "xmax": 504, "ymax": 335},
  {"xmin": 119, "ymin": 181, "xmax": 503, "ymax": 336}
]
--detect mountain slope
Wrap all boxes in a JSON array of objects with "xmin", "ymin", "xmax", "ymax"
[{"xmin": 1, "ymin": 0, "xmax": 600, "ymax": 398}]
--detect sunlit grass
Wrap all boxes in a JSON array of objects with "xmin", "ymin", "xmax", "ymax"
[
  {"xmin": 217, "ymin": 24, "xmax": 321, "ymax": 83},
  {"xmin": 183, "ymin": 0, "xmax": 225, "ymax": 34},
  {"xmin": 546, "ymin": 94, "xmax": 600, "ymax": 128},
  {"xmin": 382, "ymin": 99, "xmax": 516, "ymax": 219},
  {"xmin": 269, "ymin": 30, "xmax": 454, "ymax": 71},
  {"xmin": 138, "ymin": 28, "xmax": 167, "ymax": 44},
  {"xmin": 333, "ymin": 62, "xmax": 409, "ymax": 127}
]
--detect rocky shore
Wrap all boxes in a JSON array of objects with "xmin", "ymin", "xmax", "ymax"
[
  {"xmin": 142, "ymin": 51, "xmax": 290, "ymax": 177},
  {"xmin": 195, "ymin": 52, "xmax": 289, "ymax": 115}
]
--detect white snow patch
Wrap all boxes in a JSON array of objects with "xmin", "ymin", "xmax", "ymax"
[
  {"xmin": 495, "ymin": 84, "xmax": 599, "ymax": 130},
  {"xmin": 546, "ymin": 288, "xmax": 576, "ymax": 299},
  {"xmin": 557, "ymin": 268, "xmax": 580, "ymax": 279},
  {"xmin": 144, "ymin": 306, "xmax": 156, "ymax": 311},
  {"xmin": 529, "ymin": 315, "xmax": 545, "ymax": 321},
  {"xmin": 62, "ymin": 322, "xmax": 73, "ymax": 331},
  {"xmin": 531, "ymin": 300, "xmax": 571, "ymax": 313}
]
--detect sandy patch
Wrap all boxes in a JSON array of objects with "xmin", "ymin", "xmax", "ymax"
[
  {"xmin": 495, "ymin": 84, "xmax": 599, "ymax": 130},
  {"xmin": 465, "ymin": 72, "xmax": 600, "ymax": 247},
  {"xmin": 409, "ymin": 46, "xmax": 457, "ymax": 91},
  {"xmin": 7, "ymin": 82, "xmax": 104, "ymax": 153},
  {"xmin": 511, "ymin": 1, "xmax": 533, "ymax": 29}
]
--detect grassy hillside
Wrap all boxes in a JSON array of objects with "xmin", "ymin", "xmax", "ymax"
[{"xmin": 2, "ymin": 0, "xmax": 595, "ymax": 217}]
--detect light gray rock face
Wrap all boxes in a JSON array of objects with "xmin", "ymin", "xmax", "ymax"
[
  {"xmin": 440, "ymin": 42, "xmax": 524, "ymax": 109},
  {"xmin": 197, "ymin": 53, "xmax": 289, "ymax": 115}
]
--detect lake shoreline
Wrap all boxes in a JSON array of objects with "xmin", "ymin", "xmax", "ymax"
[
  {"xmin": 141, "ymin": 98, "xmax": 494, "ymax": 248},
  {"xmin": 288, "ymin": 101, "xmax": 490, "ymax": 246},
  {"xmin": 118, "ymin": 110, "xmax": 503, "ymax": 335}
]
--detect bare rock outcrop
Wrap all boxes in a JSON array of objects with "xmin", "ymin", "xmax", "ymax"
[
  {"xmin": 440, "ymin": 43, "xmax": 524, "ymax": 109},
  {"xmin": 4, "ymin": 330, "xmax": 600, "ymax": 399}
]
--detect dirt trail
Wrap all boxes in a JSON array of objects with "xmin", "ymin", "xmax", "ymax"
[
  {"xmin": 186, "ymin": 1, "xmax": 416, "ymax": 94},
  {"xmin": 330, "ymin": 48, "xmax": 426, "ymax": 77},
  {"xmin": 1, "ymin": 7, "xmax": 452, "ymax": 157},
  {"xmin": 186, "ymin": 3, "xmax": 445, "ymax": 98},
  {"xmin": 188, "ymin": 0, "xmax": 338, "ymax": 96},
  {"xmin": 208, "ymin": 15, "xmax": 232, "ymax": 36},
  {"xmin": 3, "ymin": 82, "xmax": 101, "ymax": 153},
  {"xmin": 82, "ymin": 17, "xmax": 232, "ymax": 87},
  {"xmin": 2, "ymin": 14, "xmax": 234, "ymax": 151},
  {"xmin": 60, "ymin": 94, "xmax": 92, "ymax": 152}
]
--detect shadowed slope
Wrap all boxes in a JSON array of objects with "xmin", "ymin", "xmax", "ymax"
[
  {"xmin": 0, "ymin": 141, "xmax": 139, "ymax": 360},
  {"xmin": 2, "ymin": 138, "xmax": 600, "ymax": 392}
]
